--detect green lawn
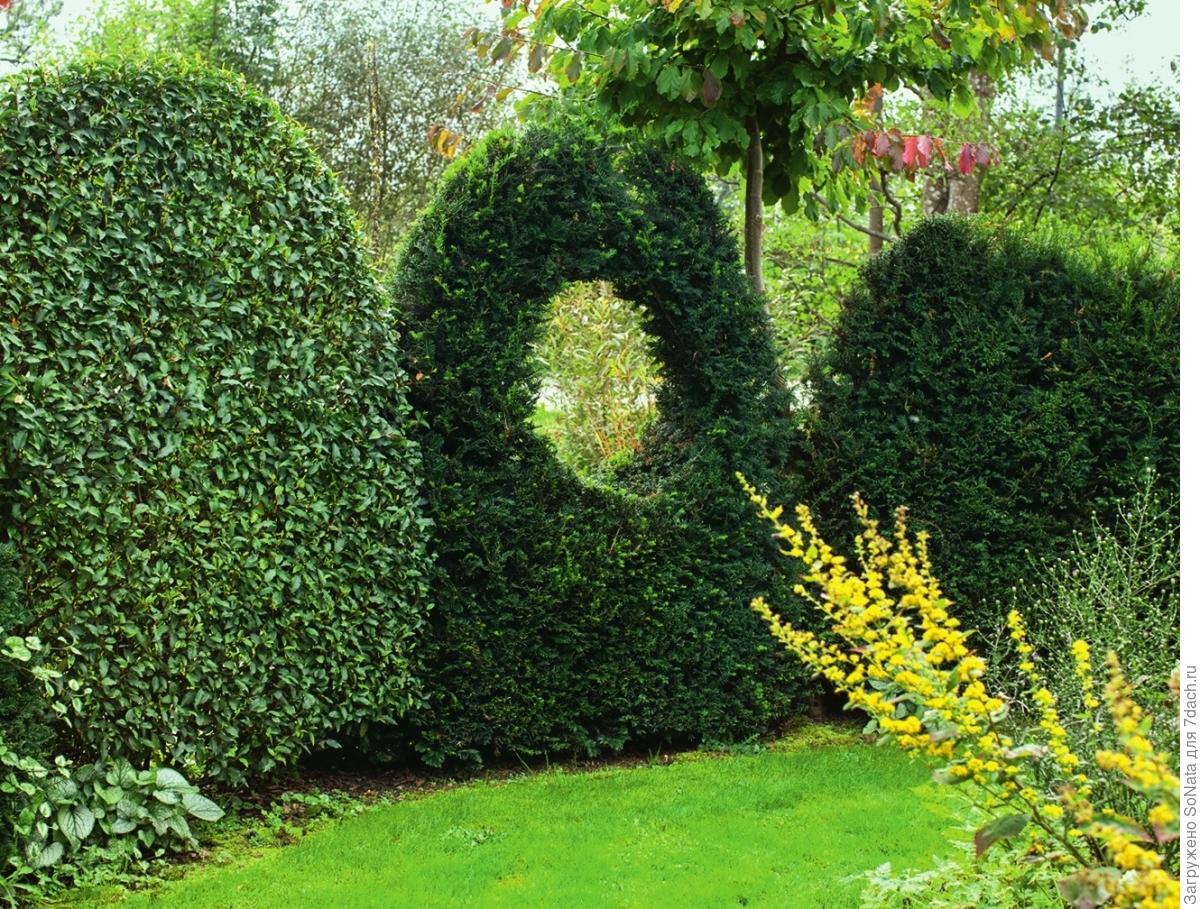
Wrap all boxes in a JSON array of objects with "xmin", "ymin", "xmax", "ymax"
[{"xmin": 70, "ymin": 732, "xmax": 956, "ymax": 909}]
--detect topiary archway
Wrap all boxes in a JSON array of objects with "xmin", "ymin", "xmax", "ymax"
[
  {"xmin": 0, "ymin": 60, "xmax": 431, "ymax": 785},
  {"xmin": 392, "ymin": 124, "xmax": 804, "ymax": 765}
]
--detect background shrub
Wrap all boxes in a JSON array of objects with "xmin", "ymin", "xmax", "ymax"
[
  {"xmin": 391, "ymin": 123, "xmax": 805, "ymax": 765},
  {"xmin": 532, "ymin": 281, "xmax": 661, "ymax": 478},
  {"xmin": 989, "ymin": 477, "xmax": 1179, "ymax": 743},
  {"xmin": 794, "ymin": 218, "xmax": 1179, "ymax": 628},
  {"xmin": 0, "ymin": 60, "xmax": 431, "ymax": 785}
]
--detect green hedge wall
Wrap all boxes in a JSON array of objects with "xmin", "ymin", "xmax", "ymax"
[
  {"xmin": 391, "ymin": 124, "xmax": 805, "ymax": 765},
  {"xmin": 795, "ymin": 218, "xmax": 1179, "ymax": 629},
  {"xmin": 0, "ymin": 60, "xmax": 431, "ymax": 785}
]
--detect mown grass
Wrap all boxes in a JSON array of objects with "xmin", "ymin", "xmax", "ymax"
[{"xmin": 68, "ymin": 728, "xmax": 955, "ymax": 908}]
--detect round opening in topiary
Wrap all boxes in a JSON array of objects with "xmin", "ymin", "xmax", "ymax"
[
  {"xmin": 391, "ymin": 123, "xmax": 805, "ymax": 766},
  {"xmin": 794, "ymin": 217, "xmax": 1179, "ymax": 630},
  {"xmin": 0, "ymin": 60, "xmax": 431, "ymax": 785}
]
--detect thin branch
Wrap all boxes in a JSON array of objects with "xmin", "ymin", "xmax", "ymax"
[
  {"xmin": 878, "ymin": 172, "xmax": 904, "ymax": 238},
  {"xmin": 813, "ymin": 194, "xmax": 898, "ymax": 244},
  {"xmin": 1032, "ymin": 131, "xmax": 1069, "ymax": 228}
]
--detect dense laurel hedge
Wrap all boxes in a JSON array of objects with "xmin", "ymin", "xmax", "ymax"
[
  {"xmin": 0, "ymin": 61, "xmax": 430, "ymax": 785},
  {"xmin": 796, "ymin": 218, "xmax": 1179, "ymax": 629},
  {"xmin": 392, "ymin": 125, "xmax": 804, "ymax": 765}
]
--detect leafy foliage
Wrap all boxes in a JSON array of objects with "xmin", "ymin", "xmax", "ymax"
[
  {"xmin": 489, "ymin": 0, "xmax": 1075, "ymax": 214},
  {"xmin": 0, "ymin": 59, "xmax": 431, "ymax": 786},
  {"xmin": 76, "ymin": 0, "xmax": 282, "ymax": 93},
  {"xmin": 0, "ymin": 546, "xmax": 50, "ymax": 765},
  {"xmin": 0, "ymin": 748, "xmax": 222, "ymax": 886},
  {"xmin": 858, "ymin": 830, "xmax": 1064, "ymax": 908},
  {"xmin": 273, "ymin": 0, "xmax": 510, "ymax": 261},
  {"xmin": 980, "ymin": 81, "xmax": 1179, "ymax": 253},
  {"xmin": 743, "ymin": 485, "xmax": 1180, "ymax": 908},
  {"xmin": 0, "ymin": 0, "xmax": 59, "ymax": 69},
  {"xmin": 794, "ymin": 218, "xmax": 1179, "ymax": 627},
  {"xmin": 391, "ymin": 120, "xmax": 805, "ymax": 765},
  {"xmin": 989, "ymin": 478, "xmax": 1179, "ymax": 752},
  {"xmin": 532, "ymin": 281, "xmax": 661, "ymax": 477},
  {"xmin": 759, "ymin": 207, "xmax": 859, "ymax": 378}
]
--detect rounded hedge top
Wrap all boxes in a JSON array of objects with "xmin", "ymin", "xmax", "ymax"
[
  {"xmin": 796, "ymin": 217, "xmax": 1179, "ymax": 628},
  {"xmin": 391, "ymin": 123, "xmax": 803, "ymax": 765},
  {"xmin": 0, "ymin": 60, "xmax": 430, "ymax": 784}
]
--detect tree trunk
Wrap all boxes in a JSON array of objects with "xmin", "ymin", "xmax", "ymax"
[
  {"xmin": 868, "ymin": 181, "xmax": 885, "ymax": 255},
  {"xmin": 867, "ymin": 92, "xmax": 886, "ymax": 254},
  {"xmin": 944, "ymin": 71, "xmax": 994, "ymax": 215},
  {"xmin": 743, "ymin": 117, "xmax": 765, "ymax": 294},
  {"xmin": 1054, "ymin": 44, "xmax": 1066, "ymax": 124}
]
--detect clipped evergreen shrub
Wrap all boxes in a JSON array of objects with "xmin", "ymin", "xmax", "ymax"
[
  {"xmin": 392, "ymin": 124, "xmax": 804, "ymax": 765},
  {"xmin": 0, "ymin": 60, "xmax": 430, "ymax": 785},
  {"xmin": 795, "ymin": 218, "xmax": 1179, "ymax": 629}
]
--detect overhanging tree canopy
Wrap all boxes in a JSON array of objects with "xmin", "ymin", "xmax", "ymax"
[{"xmin": 476, "ymin": 0, "xmax": 1084, "ymax": 288}]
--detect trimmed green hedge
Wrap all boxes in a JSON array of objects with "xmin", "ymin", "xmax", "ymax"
[
  {"xmin": 795, "ymin": 218, "xmax": 1179, "ymax": 629},
  {"xmin": 0, "ymin": 60, "xmax": 431, "ymax": 785},
  {"xmin": 391, "ymin": 124, "xmax": 804, "ymax": 765}
]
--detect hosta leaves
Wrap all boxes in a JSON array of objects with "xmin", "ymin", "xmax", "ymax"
[
  {"xmin": 55, "ymin": 804, "xmax": 96, "ymax": 843},
  {"xmin": 182, "ymin": 792, "xmax": 225, "ymax": 823},
  {"xmin": 27, "ymin": 841, "xmax": 64, "ymax": 869}
]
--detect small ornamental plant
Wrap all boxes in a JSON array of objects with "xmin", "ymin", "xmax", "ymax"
[{"xmin": 738, "ymin": 474, "xmax": 1179, "ymax": 909}]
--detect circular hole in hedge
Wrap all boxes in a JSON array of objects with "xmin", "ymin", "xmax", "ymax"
[{"xmin": 532, "ymin": 280, "xmax": 662, "ymax": 479}]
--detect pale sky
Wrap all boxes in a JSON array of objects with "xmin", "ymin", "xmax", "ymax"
[{"xmin": 1076, "ymin": 0, "xmax": 1179, "ymax": 89}]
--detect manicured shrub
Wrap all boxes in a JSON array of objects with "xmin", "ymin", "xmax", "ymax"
[
  {"xmin": 794, "ymin": 218, "xmax": 1179, "ymax": 628},
  {"xmin": 0, "ymin": 60, "xmax": 431, "ymax": 785},
  {"xmin": 391, "ymin": 123, "xmax": 805, "ymax": 765}
]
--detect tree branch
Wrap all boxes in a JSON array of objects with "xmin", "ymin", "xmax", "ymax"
[{"xmin": 813, "ymin": 194, "xmax": 898, "ymax": 244}]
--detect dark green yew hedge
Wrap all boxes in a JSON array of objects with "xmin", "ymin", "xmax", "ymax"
[
  {"xmin": 795, "ymin": 218, "xmax": 1179, "ymax": 630},
  {"xmin": 0, "ymin": 61, "xmax": 430, "ymax": 785},
  {"xmin": 391, "ymin": 125, "xmax": 805, "ymax": 765}
]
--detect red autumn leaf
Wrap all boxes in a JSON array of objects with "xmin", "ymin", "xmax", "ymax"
[
  {"xmin": 902, "ymin": 135, "xmax": 919, "ymax": 169},
  {"xmin": 916, "ymin": 134, "xmax": 933, "ymax": 168},
  {"xmin": 974, "ymin": 143, "xmax": 992, "ymax": 167},
  {"xmin": 958, "ymin": 143, "xmax": 975, "ymax": 175},
  {"xmin": 0, "ymin": 0, "xmax": 12, "ymax": 11},
  {"xmin": 871, "ymin": 131, "xmax": 891, "ymax": 157},
  {"xmin": 730, "ymin": 9, "xmax": 746, "ymax": 27}
]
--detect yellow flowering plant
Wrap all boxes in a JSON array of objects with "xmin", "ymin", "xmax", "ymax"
[{"xmin": 738, "ymin": 475, "xmax": 1179, "ymax": 909}]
